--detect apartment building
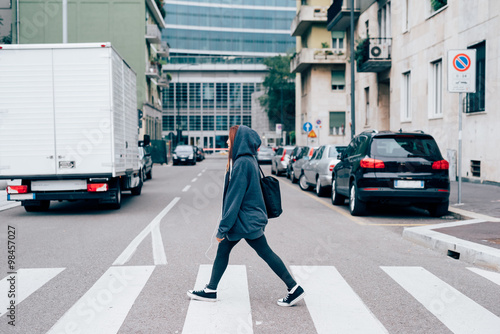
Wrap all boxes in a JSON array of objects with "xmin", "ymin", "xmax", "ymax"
[
  {"xmin": 315, "ymin": 0, "xmax": 499, "ymax": 184},
  {"xmin": 161, "ymin": 0, "xmax": 296, "ymax": 148},
  {"xmin": 292, "ymin": 0, "xmax": 351, "ymax": 147},
  {"xmin": 10, "ymin": 0, "xmax": 167, "ymax": 140}
]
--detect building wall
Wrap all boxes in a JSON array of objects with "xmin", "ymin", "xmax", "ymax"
[
  {"xmin": 390, "ymin": 0, "xmax": 500, "ymax": 183},
  {"xmin": 0, "ymin": 0, "xmax": 12, "ymax": 43}
]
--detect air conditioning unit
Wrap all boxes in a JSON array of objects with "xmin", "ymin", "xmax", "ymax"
[{"xmin": 369, "ymin": 44, "xmax": 389, "ymax": 59}]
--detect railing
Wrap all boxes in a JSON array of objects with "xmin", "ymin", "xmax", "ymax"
[
  {"xmin": 157, "ymin": 42, "xmax": 170, "ymax": 57},
  {"xmin": 291, "ymin": 48, "xmax": 347, "ymax": 72},
  {"xmin": 167, "ymin": 56, "xmax": 266, "ymax": 65},
  {"xmin": 146, "ymin": 63, "xmax": 161, "ymax": 77}
]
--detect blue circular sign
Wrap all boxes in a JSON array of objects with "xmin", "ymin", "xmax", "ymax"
[
  {"xmin": 303, "ymin": 122, "xmax": 313, "ymax": 132},
  {"xmin": 453, "ymin": 54, "xmax": 471, "ymax": 72}
]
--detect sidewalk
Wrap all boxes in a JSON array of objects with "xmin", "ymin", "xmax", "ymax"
[{"xmin": 404, "ymin": 181, "xmax": 500, "ymax": 271}]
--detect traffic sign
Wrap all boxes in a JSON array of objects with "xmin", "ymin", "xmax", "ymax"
[
  {"xmin": 316, "ymin": 119, "xmax": 321, "ymax": 125},
  {"xmin": 308, "ymin": 130, "xmax": 317, "ymax": 138},
  {"xmin": 303, "ymin": 122, "xmax": 313, "ymax": 133},
  {"xmin": 448, "ymin": 50, "xmax": 476, "ymax": 93}
]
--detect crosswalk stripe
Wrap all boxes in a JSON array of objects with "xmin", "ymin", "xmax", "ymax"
[
  {"xmin": 47, "ymin": 266, "xmax": 154, "ymax": 334},
  {"xmin": 291, "ymin": 266, "xmax": 388, "ymax": 334},
  {"xmin": 183, "ymin": 265, "xmax": 253, "ymax": 334},
  {"xmin": 382, "ymin": 266, "xmax": 500, "ymax": 334},
  {"xmin": 468, "ymin": 267, "xmax": 500, "ymax": 286},
  {"xmin": 0, "ymin": 268, "xmax": 65, "ymax": 317}
]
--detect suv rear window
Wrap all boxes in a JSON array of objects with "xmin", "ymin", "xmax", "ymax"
[{"xmin": 371, "ymin": 136, "xmax": 442, "ymax": 160}]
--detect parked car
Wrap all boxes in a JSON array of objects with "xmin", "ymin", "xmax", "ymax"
[
  {"xmin": 298, "ymin": 145, "xmax": 347, "ymax": 196},
  {"xmin": 256, "ymin": 146, "xmax": 275, "ymax": 164},
  {"xmin": 194, "ymin": 146, "xmax": 205, "ymax": 161},
  {"xmin": 138, "ymin": 146, "xmax": 153, "ymax": 180},
  {"xmin": 286, "ymin": 146, "xmax": 305, "ymax": 179},
  {"xmin": 271, "ymin": 146, "xmax": 296, "ymax": 176},
  {"xmin": 289, "ymin": 146, "xmax": 316, "ymax": 183},
  {"xmin": 173, "ymin": 145, "xmax": 197, "ymax": 165},
  {"xmin": 331, "ymin": 130, "xmax": 450, "ymax": 217}
]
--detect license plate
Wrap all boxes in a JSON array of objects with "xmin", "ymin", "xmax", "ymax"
[
  {"xmin": 59, "ymin": 161, "xmax": 75, "ymax": 169},
  {"xmin": 394, "ymin": 180, "xmax": 424, "ymax": 189},
  {"xmin": 8, "ymin": 193, "xmax": 35, "ymax": 200},
  {"xmin": 32, "ymin": 179, "xmax": 87, "ymax": 191}
]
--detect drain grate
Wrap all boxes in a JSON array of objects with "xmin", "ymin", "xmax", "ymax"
[{"xmin": 447, "ymin": 250, "xmax": 460, "ymax": 260}]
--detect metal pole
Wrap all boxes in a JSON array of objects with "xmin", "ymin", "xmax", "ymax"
[
  {"xmin": 16, "ymin": 0, "xmax": 20, "ymax": 43},
  {"xmin": 350, "ymin": 0, "xmax": 356, "ymax": 140},
  {"xmin": 280, "ymin": 80, "xmax": 284, "ymax": 145},
  {"xmin": 62, "ymin": 0, "xmax": 68, "ymax": 43},
  {"xmin": 458, "ymin": 93, "xmax": 463, "ymax": 204}
]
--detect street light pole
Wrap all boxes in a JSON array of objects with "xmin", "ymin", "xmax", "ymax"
[{"xmin": 350, "ymin": 0, "xmax": 356, "ymax": 140}]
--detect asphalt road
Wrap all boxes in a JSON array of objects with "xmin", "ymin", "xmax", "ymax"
[{"xmin": 1, "ymin": 155, "xmax": 499, "ymax": 334}]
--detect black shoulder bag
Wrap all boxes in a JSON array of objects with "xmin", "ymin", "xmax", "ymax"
[{"xmin": 258, "ymin": 163, "xmax": 282, "ymax": 219}]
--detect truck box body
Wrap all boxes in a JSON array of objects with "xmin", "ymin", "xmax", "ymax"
[
  {"xmin": 0, "ymin": 43, "xmax": 138, "ymax": 179},
  {"xmin": 0, "ymin": 43, "xmax": 141, "ymax": 210}
]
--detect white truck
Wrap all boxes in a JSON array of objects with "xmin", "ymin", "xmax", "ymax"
[{"xmin": 0, "ymin": 43, "xmax": 143, "ymax": 211}]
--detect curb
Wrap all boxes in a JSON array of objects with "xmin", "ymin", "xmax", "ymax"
[{"xmin": 403, "ymin": 210, "xmax": 500, "ymax": 272}]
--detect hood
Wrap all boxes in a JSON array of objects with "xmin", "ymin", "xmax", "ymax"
[{"xmin": 232, "ymin": 125, "xmax": 261, "ymax": 160}]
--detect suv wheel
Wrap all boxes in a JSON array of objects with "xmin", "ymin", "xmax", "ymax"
[
  {"xmin": 331, "ymin": 178, "xmax": 345, "ymax": 205},
  {"xmin": 316, "ymin": 177, "xmax": 327, "ymax": 197},
  {"xmin": 299, "ymin": 174, "xmax": 312, "ymax": 191},
  {"xmin": 428, "ymin": 201, "xmax": 449, "ymax": 217},
  {"xmin": 349, "ymin": 182, "xmax": 366, "ymax": 216}
]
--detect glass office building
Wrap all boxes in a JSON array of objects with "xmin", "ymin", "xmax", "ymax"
[{"xmin": 161, "ymin": 0, "xmax": 295, "ymax": 148}]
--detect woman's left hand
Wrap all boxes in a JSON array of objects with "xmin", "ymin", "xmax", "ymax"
[{"xmin": 216, "ymin": 237, "xmax": 225, "ymax": 243}]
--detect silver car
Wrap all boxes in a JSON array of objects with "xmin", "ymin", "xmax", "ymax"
[
  {"xmin": 299, "ymin": 144, "xmax": 347, "ymax": 196},
  {"xmin": 256, "ymin": 146, "xmax": 275, "ymax": 164},
  {"xmin": 289, "ymin": 146, "xmax": 316, "ymax": 183},
  {"xmin": 271, "ymin": 146, "xmax": 296, "ymax": 176}
]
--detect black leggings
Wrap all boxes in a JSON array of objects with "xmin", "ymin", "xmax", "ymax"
[{"xmin": 206, "ymin": 234, "xmax": 297, "ymax": 290}]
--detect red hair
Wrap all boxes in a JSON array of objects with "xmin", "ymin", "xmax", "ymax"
[{"xmin": 227, "ymin": 125, "xmax": 240, "ymax": 171}]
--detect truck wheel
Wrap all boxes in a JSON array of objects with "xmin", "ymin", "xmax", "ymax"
[
  {"xmin": 108, "ymin": 182, "xmax": 122, "ymax": 209},
  {"xmin": 24, "ymin": 200, "xmax": 50, "ymax": 212},
  {"xmin": 131, "ymin": 171, "xmax": 143, "ymax": 196}
]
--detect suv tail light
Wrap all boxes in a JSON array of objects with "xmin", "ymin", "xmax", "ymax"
[
  {"xmin": 7, "ymin": 185, "xmax": 28, "ymax": 194},
  {"xmin": 432, "ymin": 160, "xmax": 449, "ymax": 170},
  {"xmin": 360, "ymin": 158, "xmax": 385, "ymax": 169},
  {"xmin": 329, "ymin": 163, "xmax": 335, "ymax": 172}
]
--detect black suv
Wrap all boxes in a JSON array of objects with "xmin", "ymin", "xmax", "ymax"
[{"xmin": 331, "ymin": 130, "xmax": 450, "ymax": 217}]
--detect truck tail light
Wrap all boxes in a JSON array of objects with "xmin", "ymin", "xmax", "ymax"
[
  {"xmin": 360, "ymin": 158, "xmax": 385, "ymax": 169},
  {"xmin": 432, "ymin": 160, "xmax": 449, "ymax": 170},
  {"xmin": 7, "ymin": 185, "xmax": 28, "ymax": 194},
  {"xmin": 87, "ymin": 183, "xmax": 108, "ymax": 192},
  {"xmin": 329, "ymin": 164, "xmax": 335, "ymax": 172}
]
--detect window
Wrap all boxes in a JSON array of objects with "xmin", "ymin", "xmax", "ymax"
[
  {"xmin": 401, "ymin": 72, "xmax": 412, "ymax": 121},
  {"xmin": 429, "ymin": 59, "xmax": 443, "ymax": 118},
  {"xmin": 203, "ymin": 115, "xmax": 214, "ymax": 131},
  {"xmin": 163, "ymin": 85, "xmax": 175, "ymax": 109},
  {"xmin": 230, "ymin": 83, "xmax": 241, "ymax": 110},
  {"xmin": 189, "ymin": 115, "xmax": 201, "ymax": 131},
  {"xmin": 403, "ymin": 0, "xmax": 409, "ymax": 31},
  {"xmin": 216, "ymin": 83, "xmax": 228, "ymax": 109},
  {"xmin": 378, "ymin": 1, "xmax": 391, "ymax": 38},
  {"xmin": 466, "ymin": 41, "xmax": 486, "ymax": 113},
  {"xmin": 430, "ymin": 0, "xmax": 447, "ymax": 13},
  {"xmin": 203, "ymin": 83, "xmax": 214, "ymax": 109},
  {"xmin": 242, "ymin": 83, "xmax": 255, "ymax": 110},
  {"xmin": 329, "ymin": 112, "xmax": 345, "ymax": 136},
  {"xmin": 331, "ymin": 70, "xmax": 345, "ymax": 90},
  {"xmin": 301, "ymin": 72, "xmax": 308, "ymax": 97},
  {"xmin": 189, "ymin": 83, "xmax": 201, "ymax": 109},
  {"xmin": 176, "ymin": 83, "xmax": 188, "ymax": 108},
  {"xmin": 365, "ymin": 87, "xmax": 370, "ymax": 126},
  {"xmin": 331, "ymin": 31, "xmax": 344, "ymax": 50}
]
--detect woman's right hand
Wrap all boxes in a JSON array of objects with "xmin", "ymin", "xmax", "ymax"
[{"xmin": 216, "ymin": 237, "xmax": 225, "ymax": 243}]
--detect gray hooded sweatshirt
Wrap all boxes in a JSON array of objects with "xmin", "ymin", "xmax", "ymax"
[{"xmin": 216, "ymin": 126, "xmax": 268, "ymax": 241}]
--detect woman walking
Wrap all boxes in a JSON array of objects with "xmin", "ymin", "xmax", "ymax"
[{"xmin": 187, "ymin": 125, "xmax": 305, "ymax": 307}]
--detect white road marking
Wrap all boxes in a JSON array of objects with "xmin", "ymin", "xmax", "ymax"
[
  {"xmin": 151, "ymin": 223, "xmax": 167, "ymax": 265},
  {"xmin": 382, "ymin": 266, "xmax": 500, "ymax": 334},
  {"xmin": 47, "ymin": 266, "xmax": 154, "ymax": 334},
  {"xmin": 182, "ymin": 185, "xmax": 191, "ymax": 192},
  {"xmin": 0, "ymin": 268, "xmax": 65, "ymax": 317},
  {"xmin": 191, "ymin": 178, "xmax": 197, "ymax": 183},
  {"xmin": 183, "ymin": 265, "xmax": 253, "ymax": 334},
  {"xmin": 113, "ymin": 197, "xmax": 180, "ymax": 266},
  {"xmin": 468, "ymin": 267, "xmax": 500, "ymax": 286},
  {"xmin": 291, "ymin": 266, "xmax": 388, "ymax": 334},
  {"xmin": 197, "ymin": 173, "xmax": 202, "ymax": 177}
]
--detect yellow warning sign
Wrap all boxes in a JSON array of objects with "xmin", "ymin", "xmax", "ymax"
[{"xmin": 308, "ymin": 130, "xmax": 317, "ymax": 138}]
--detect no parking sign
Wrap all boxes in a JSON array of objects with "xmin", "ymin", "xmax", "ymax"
[{"xmin": 448, "ymin": 50, "xmax": 476, "ymax": 93}]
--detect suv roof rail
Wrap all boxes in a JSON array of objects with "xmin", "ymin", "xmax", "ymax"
[
  {"xmin": 361, "ymin": 129, "xmax": 378, "ymax": 134},
  {"xmin": 412, "ymin": 130, "xmax": 425, "ymax": 133}
]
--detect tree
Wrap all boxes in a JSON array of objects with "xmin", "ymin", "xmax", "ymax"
[{"xmin": 259, "ymin": 55, "xmax": 296, "ymax": 140}]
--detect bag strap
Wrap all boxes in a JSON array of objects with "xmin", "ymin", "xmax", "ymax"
[{"xmin": 256, "ymin": 158, "xmax": 265, "ymax": 178}]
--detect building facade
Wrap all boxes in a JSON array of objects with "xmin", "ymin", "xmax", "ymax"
[
  {"xmin": 0, "ymin": 0, "xmax": 12, "ymax": 43},
  {"xmin": 322, "ymin": 0, "xmax": 500, "ymax": 184},
  {"xmin": 161, "ymin": 0, "xmax": 296, "ymax": 148},
  {"xmin": 10, "ymin": 0, "xmax": 167, "ymax": 140},
  {"xmin": 292, "ymin": 0, "xmax": 351, "ymax": 147}
]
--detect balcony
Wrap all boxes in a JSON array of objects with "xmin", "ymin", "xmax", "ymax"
[
  {"xmin": 157, "ymin": 73, "xmax": 171, "ymax": 87},
  {"xmin": 145, "ymin": 24, "xmax": 162, "ymax": 44},
  {"xmin": 356, "ymin": 38, "xmax": 392, "ymax": 73},
  {"xmin": 291, "ymin": 48, "xmax": 347, "ymax": 73},
  {"xmin": 327, "ymin": 0, "xmax": 360, "ymax": 31},
  {"xmin": 291, "ymin": 6, "xmax": 329, "ymax": 36},
  {"xmin": 157, "ymin": 42, "xmax": 170, "ymax": 57},
  {"xmin": 146, "ymin": 63, "xmax": 161, "ymax": 79}
]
